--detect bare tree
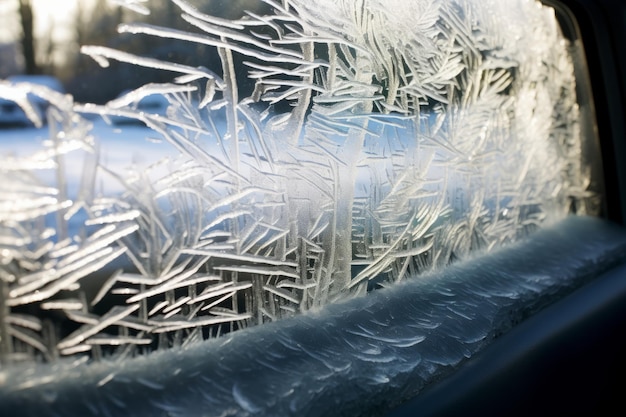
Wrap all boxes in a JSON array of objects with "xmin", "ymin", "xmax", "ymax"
[{"xmin": 18, "ymin": 0, "xmax": 39, "ymax": 74}]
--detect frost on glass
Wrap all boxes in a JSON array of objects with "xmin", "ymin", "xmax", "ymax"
[{"xmin": 0, "ymin": 0, "xmax": 598, "ymax": 363}]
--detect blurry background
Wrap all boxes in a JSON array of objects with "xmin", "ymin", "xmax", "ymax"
[{"xmin": 0, "ymin": 0, "xmax": 268, "ymax": 103}]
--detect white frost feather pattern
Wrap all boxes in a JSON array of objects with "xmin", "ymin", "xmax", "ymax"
[{"xmin": 0, "ymin": 0, "xmax": 597, "ymax": 363}]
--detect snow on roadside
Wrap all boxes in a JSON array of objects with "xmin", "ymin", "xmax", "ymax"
[{"xmin": 0, "ymin": 118, "xmax": 180, "ymax": 197}]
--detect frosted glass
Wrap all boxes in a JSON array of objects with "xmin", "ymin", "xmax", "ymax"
[{"xmin": 0, "ymin": 0, "xmax": 599, "ymax": 364}]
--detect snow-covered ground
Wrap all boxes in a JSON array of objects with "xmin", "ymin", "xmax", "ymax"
[{"xmin": 0, "ymin": 118, "xmax": 175, "ymax": 196}]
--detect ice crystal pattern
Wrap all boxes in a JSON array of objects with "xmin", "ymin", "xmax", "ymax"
[{"xmin": 0, "ymin": 0, "xmax": 595, "ymax": 363}]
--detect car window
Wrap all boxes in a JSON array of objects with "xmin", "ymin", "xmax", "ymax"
[{"xmin": 0, "ymin": 0, "xmax": 605, "ymax": 413}]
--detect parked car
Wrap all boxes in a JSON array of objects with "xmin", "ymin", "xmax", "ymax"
[
  {"xmin": 108, "ymin": 90, "xmax": 170, "ymax": 125},
  {"xmin": 0, "ymin": 75, "xmax": 65, "ymax": 127}
]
